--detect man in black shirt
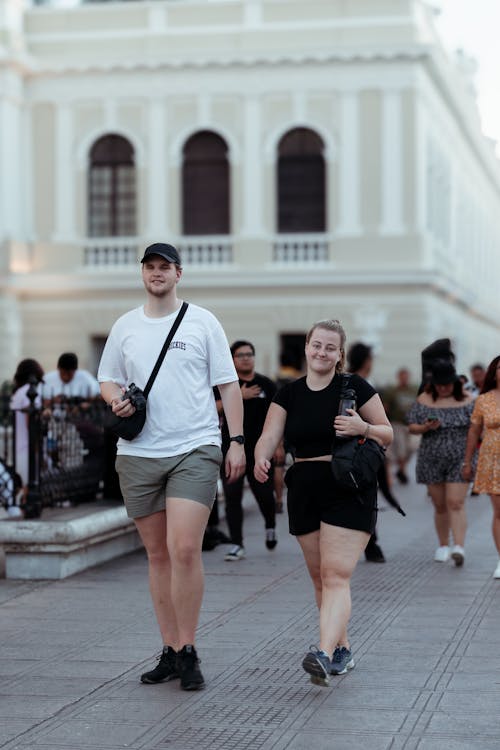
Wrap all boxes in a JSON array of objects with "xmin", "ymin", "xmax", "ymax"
[{"xmin": 215, "ymin": 340, "xmax": 278, "ymax": 560}]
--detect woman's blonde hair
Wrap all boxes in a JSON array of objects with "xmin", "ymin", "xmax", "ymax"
[{"xmin": 306, "ymin": 319, "xmax": 346, "ymax": 374}]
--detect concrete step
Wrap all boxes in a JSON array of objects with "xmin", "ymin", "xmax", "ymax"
[{"xmin": 0, "ymin": 502, "xmax": 142, "ymax": 579}]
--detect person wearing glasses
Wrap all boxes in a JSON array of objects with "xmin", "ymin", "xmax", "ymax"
[{"xmin": 215, "ymin": 340, "xmax": 280, "ymax": 560}]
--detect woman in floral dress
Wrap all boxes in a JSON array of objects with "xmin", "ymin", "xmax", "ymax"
[
  {"xmin": 463, "ymin": 355, "xmax": 500, "ymax": 579},
  {"xmin": 407, "ymin": 360, "xmax": 475, "ymax": 566}
]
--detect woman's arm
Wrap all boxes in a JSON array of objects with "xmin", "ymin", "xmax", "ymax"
[
  {"xmin": 254, "ymin": 403, "xmax": 287, "ymax": 482},
  {"xmin": 334, "ymin": 393, "xmax": 393, "ymax": 447},
  {"xmin": 462, "ymin": 422, "xmax": 482, "ymax": 481}
]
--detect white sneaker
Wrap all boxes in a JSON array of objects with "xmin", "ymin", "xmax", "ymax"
[
  {"xmin": 434, "ymin": 546, "xmax": 450, "ymax": 562},
  {"xmin": 493, "ymin": 561, "xmax": 500, "ymax": 579},
  {"xmin": 224, "ymin": 545, "xmax": 245, "ymax": 561},
  {"xmin": 451, "ymin": 545, "xmax": 465, "ymax": 567},
  {"xmin": 7, "ymin": 506, "xmax": 23, "ymax": 518}
]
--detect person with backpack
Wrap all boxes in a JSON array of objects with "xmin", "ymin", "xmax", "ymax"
[{"xmin": 254, "ymin": 319, "xmax": 392, "ymax": 686}]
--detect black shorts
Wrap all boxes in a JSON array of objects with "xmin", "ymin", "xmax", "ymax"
[{"xmin": 284, "ymin": 461, "xmax": 377, "ymax": 536}]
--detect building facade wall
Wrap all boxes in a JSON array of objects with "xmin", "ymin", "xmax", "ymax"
[{"xmin": 1, "ymin": 0, "xmax": 499, "ymax": 387}]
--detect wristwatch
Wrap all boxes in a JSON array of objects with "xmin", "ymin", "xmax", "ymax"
[{"xmin": 229, "ymin": 435, "xmax": 245, "ymax": 445}]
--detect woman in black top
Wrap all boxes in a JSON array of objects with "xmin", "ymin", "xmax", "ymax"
[{"xmin": 254, "ymin": 320, "xmax": 392, "ymax": 686}]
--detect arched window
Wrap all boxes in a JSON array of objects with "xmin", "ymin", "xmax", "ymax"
[
  {"xmin": 88, "ymin": 134, "xmax": 136, "ymax": 237},
  {"xmin": 277, "ymin": 128, "xmax": 326, "ymax": 233},
  {"xmin": 182, "ymin": 131, "xmax": 230, "ymax": 235}
]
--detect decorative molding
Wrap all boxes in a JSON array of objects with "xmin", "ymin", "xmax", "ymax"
[{"xmin": 22, "ymin": 46, "xmax": 430, "ymax": 77}]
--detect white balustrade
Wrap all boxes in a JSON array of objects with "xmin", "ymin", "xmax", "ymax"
[
  {"xmin": 273, "ymin": 235, "xmax": 329, "ymax": 263},
  {"xmin": 177, "ymin": 239, "xmax": 233, "ymax": 265},
  {"xmin": 83, "ymin": 241, "xmax": 139, "ymax": 268}
]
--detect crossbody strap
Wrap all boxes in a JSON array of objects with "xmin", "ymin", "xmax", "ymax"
[{"xmin": 143, "ymin": 301, "xmax": 189, "ymax": 399}]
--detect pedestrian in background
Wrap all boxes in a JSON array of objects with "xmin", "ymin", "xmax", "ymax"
[
  {"xmin": 273, "ymin": 351, "xmax": 301, "ymax": 513},
  {"xmin": 8, "ymin": 359, "xmax": 45, "ymax": 517},
  {"xmin": 347, "ymin": 341, "xmax": 402, "ymax": 563},
  {"xmin": 98, "ymin": 243, "xmax": 245, "ymax": 691},
  {"xmin": 383, "ymin": 367, "xmax": 418, "ymax": 484},
  {"xmin": 254, "ymin": 319, "xmax": 392, "ymax": 686},
  {"xmin": 42, "ymin": 352, "xmax": 100, "ymax": 400},
  {"xmin": 462, "ymin": 355, "xmax": 500, "ymax": 578},
  {"xmin": 407, "ymin": 360, "xmax": 475, "ymax": 566},
  {"xmin": 215, "ymin": 340, "xmax": 279, "ymax": 560},
  {"xmin": 466, "ymin": 363, "xmax": 486, "ymax": 397}
]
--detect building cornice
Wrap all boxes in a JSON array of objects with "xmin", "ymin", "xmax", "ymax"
[{"xmin": 21, "ymin": 45, "xmax": 428, "ymax": 78}]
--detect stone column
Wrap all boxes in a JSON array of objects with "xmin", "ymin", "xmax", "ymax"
[
  {"xmin": 53, "ymin": 103, "xmax": 74, "ymax": 241},
  {"xmin": 380, "ymin": 90, "xmax": 404, "ymax": 235},
  {"xmin": 146, "ymin": 99, "xmax": 169, "ymax": 240},
  {"xmin": 241, "ymin": 96, "xmax": 263, "ymax": 237},
  {"xmin": 337, "ymin": 91, "xmax": 361, "ymax": 236}
]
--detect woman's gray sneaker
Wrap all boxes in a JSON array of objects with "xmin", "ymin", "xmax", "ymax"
[
  {"xmin": 302, "ymin": 646, "xmax": 331, "ymax": 687},
  {"xmin": 330, "ymin": 646, "xmax": 354, "ymax": 675}
]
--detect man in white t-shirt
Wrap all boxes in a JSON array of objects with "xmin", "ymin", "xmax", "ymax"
[
  {"xmin": 42, "ymin": 352, "xmax": 100, "ymax": 400},
  {"xmin": 98, "ymin": 243, "xmax": 245, "ymax": 691}
]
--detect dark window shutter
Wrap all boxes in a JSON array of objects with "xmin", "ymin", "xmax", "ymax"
[
  {"xmin": 88, "ymin": 134, "xmax": 136, "ymax": 237},
  {"xmin": 182, "ymin": 131, "xmax": 230, "ymax": 235},
  {"xmin": 277, "ymin": 128, "xmax": 326, "ymax": 233}
]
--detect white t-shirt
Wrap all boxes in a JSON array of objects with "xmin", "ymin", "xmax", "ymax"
[
  {"xmin": 10, "ymin": 383, "xmax": 42, "ymax": 484},
  {"xmin": 97, "ymin": 302, "xmax": 237, "ymax": 458},
  {"xmin": 42, "ymin": 369, "xmax": 100, "ymax": 399}
]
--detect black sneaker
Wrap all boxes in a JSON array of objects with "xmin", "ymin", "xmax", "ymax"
[
  {"xmin": 302, "ymin": 646, "xmax": 331, "ymax": 687},
  {"xmin": 141, "ymin": 646, "xmax": 179, "ymax": 684},
  {"xmin": 265, "ymin": 529, "xmax": 277, "ymax": 550},
  {"xmin": 176, "ymin": 645, "xmax": 205, "ymax": 691},
  {"xmin": 365, "ymin": 542, "xmax": 386, "ymax": 563},
  {"xmin": 396, "ymin": 469, "xmax": 408, "ymax": 484}
]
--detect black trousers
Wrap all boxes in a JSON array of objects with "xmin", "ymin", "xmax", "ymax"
[{"xmin": 222, "ymin": 461, "xmax": 275, "ymax": 547}]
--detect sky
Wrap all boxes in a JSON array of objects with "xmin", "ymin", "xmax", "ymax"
[{"xmin": 435, "ymin": 0, "xmax": 500, "ymax": 155}]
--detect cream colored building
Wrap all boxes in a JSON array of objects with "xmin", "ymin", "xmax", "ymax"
[{"xmin": 1, "ymin": 0, "xmax": 499, "ymax": 385}]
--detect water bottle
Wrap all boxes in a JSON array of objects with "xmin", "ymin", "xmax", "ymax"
[{"xmin": 336, "ymin": 388, "xmax": 357, "ymax": 440}]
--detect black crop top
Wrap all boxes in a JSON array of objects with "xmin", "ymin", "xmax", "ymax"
[{"xmin": 273, "ymin": 373, "xmax": 377, "ymax": 458}]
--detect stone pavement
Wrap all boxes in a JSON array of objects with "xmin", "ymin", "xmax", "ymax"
[{"xmin": 1, "ymin": 476, "xmax": 499, "ymax": 750}]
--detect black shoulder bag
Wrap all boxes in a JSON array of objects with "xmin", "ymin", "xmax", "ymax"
[
  {"xmin": 331, "ymin": 374, "xmax": 387, "ymax": 494},
  {"xmin": 104, "ymin": 301, "xmax": 189, "ymax": 441}
]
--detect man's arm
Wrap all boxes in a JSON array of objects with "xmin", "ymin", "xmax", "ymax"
[
  {"xmin": 100, "ymin": 381, "xmax": 135, "ymax": 417},
  {"xmin": 217, "ymin": 381, "xmax": 246, "ymax": 482}
]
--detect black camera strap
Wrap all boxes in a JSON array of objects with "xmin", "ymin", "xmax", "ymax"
[{"xmin": 143, "ymin": 301, "xmax": 189, "ymax": 399}]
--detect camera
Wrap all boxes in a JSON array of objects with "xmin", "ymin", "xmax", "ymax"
[{"xmin": 122, "ymin": 383, "xmax": 147, "ymax": 411}]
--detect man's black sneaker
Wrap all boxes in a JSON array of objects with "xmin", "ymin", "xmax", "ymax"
[
  {"xmin": 302, "ymin": 646, "xmax": 331, "ymax": 687},
  {"xmin": 141, "ymin": 646, "xmax": 179, "ymax": 684},
  {"xmin": 365, "ymin": 542, "xmax": 386, "ymax": 563},
  {"xmin": 330, "ymin": 646, "xmax": 355, "ymax": 675},
  {"xmin": 265, "ymin": 529, "xmax": 277, "ymax": 550},
  {"xmin": 176, "ymin": 645, "xmax": 205, "ymax": 691},
  {"xmin": 396, "ymin": 469, "xmax": 408, "ymax": 484}
]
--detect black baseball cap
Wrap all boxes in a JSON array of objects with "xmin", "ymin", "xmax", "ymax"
[{"xmin": 140, "ymin": 243, "xmax": 181, "ymax": 266}]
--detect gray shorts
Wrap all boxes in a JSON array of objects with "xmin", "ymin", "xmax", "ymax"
[{"xmin": 115, "ymin": 445, "xmax": 223, "ymax": 519}]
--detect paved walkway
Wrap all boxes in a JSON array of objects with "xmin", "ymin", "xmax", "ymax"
[{"xmin": 1, "ymin": 476, "xmax": 499, "ymax": 750}]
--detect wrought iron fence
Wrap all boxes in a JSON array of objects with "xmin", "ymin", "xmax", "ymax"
[{"xmin": 0, "ymin": 382, "xmax": 116, "ymax": 519}]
